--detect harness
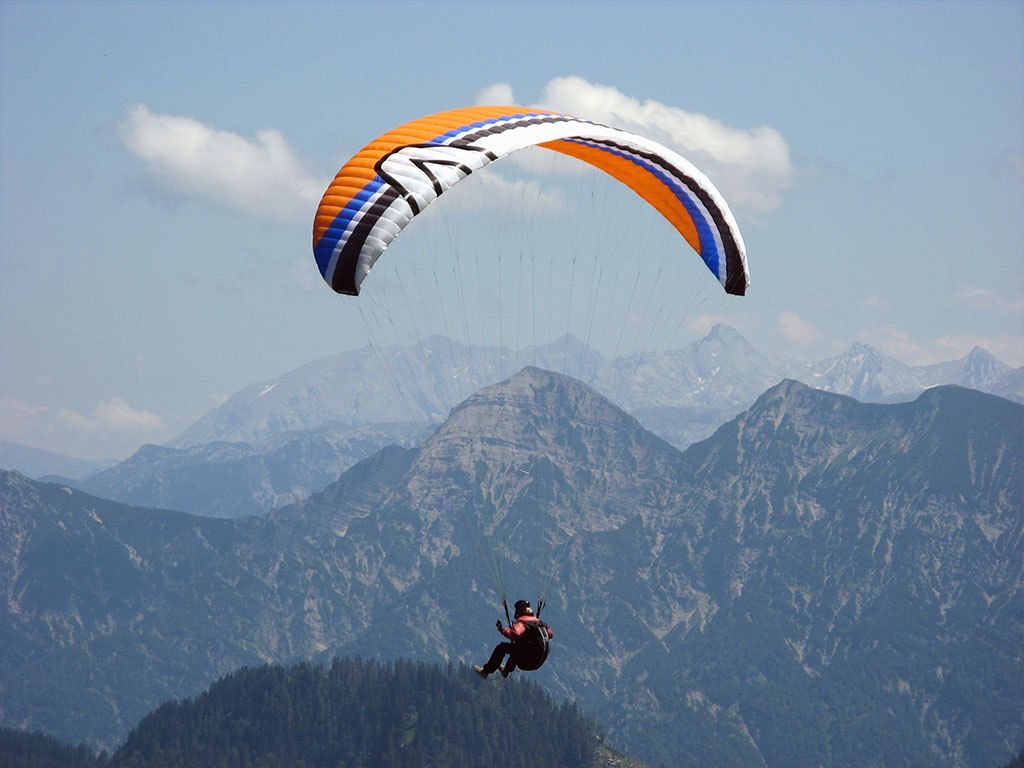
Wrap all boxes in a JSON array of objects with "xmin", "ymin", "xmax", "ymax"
[{"xmin": 512, "ymin": 618, "xmax": 550, "ymax": 671}]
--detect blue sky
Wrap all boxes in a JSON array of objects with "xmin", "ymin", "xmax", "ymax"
[{"xmin": 1, "ymin": 0, "xmax": 1022, "ymax": 460}]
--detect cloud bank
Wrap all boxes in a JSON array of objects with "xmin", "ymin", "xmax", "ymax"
[
  {"xmin": 953, "ymin": 285, "xmax": 1024, "ymax": 316},
  {"xmin": 56, "ymin": 397, "xmax": 165, "ymax": 433},
  {"xmin": 119, "ymin": 104, "xmax": 326, "ymax": 222},
  {"xmin": 120, "ymin": 81, "xmax": 795, "ymax": 224},
  {"xmin": 778, "ymin": 311, "xmax": 822, "ymax": 346},
  {"xmin": 0, "ymin": 395, "xmax": 170, "ymax": 461},
  {"xmin": 477, "ymin": 76, "xmax": 797, "ymax": 217}
]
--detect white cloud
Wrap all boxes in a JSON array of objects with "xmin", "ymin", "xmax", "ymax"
[
  {"xmin": 0, "ymin": 396, "xmax": 170, "ymax": 460},
  {"xmin": 475, "ymin": 83, "xmax": 516, "ymax": 106},
  {"xmin": 523, "ymin": 76, "xmax": 796, "ymax": 217},
  {"xmin": 118, "ymin": 84, "xmax": 792, "ymax": 229},
  {"xmin": 0, "ymin": 396, "xmax": 49, "ymax": 439},
  {"xmin": 58, "ymin": 398, "xmax": 164, "ymax": 433},
  {"xmin": 119, "ymin": 104, "xmax": 327, "ymax": 222},
  {"xmin": 779, "ymin": 311, "xmax": 822, "ymax": 346},
  {"xmin": 953, "ymin": 285, "xmax": 1024, "ymax": 316}
]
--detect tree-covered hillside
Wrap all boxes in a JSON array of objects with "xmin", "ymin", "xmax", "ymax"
[
  {"xmin": 112, "ymin": 658, "xmax": 608, "ymax": 768},
  {"xmin": 0, "ymin": 728, "xmax": 99, "ymax": 768},
  {"xmin": 2, "ymin": 658, "xmax": 631, "ymax": 768}
]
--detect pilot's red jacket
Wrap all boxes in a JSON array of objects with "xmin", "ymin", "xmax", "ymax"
[{"xmin": 501, "ymin": 614, "xmax": 553, "ymax": 641}]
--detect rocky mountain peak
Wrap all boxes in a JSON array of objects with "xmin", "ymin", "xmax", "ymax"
[
  {"xmin": 402, "ymin": 366, "xmax": 678, "ymax": 534},
  {"xmin": 844, "ymin": 340, "xmax": 876, "ymax": 358},
  {"xmin": 738, "ymin": 377, "xmax": 854, "ymax": 429},
  {"xmin": 426, "ymin": 367, "xmax": 641, "ymax": 463},
  {"xmin": 962, "ymin": 345, "xmax": 1007, "ymax": 377},
  {"xmin": 702, "ymin": 322, "xmax": 751, "ymax": 348}
]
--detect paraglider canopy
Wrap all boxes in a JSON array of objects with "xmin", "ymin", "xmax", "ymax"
[{"xmin": 313, "ymin": 106, "xmax": 748, "ymax": 298}]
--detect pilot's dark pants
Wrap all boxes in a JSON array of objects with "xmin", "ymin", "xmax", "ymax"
[{"xmin": 482, "ymin": 642, "xmax": 520, "ymax": 675}]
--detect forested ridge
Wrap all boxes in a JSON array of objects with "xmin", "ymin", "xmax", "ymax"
[{"xmin": 2, "ymin": 658, "xmax": 629, "ymax": 768}]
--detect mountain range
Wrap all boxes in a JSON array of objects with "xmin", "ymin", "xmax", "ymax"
[
  {"xmin": 2, "ymin": 367, "xmax": 1020, "ymax": 767},
  {"xmin": 167, "ymin": 325, "xmax": 1024, "ymax": 451},
  {"xmin": 5, "ymin": 325, "xmax": 1020, "ymax": 522}
]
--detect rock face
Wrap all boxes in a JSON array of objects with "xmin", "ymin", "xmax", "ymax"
[{"xmin": 1, "ymin": 369, "xmax": 1021, "ymax": 767}]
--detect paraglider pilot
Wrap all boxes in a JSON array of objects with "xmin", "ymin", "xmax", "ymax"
[{"xmin": 474, "ymin": 600, "xmax": 552, "ymax": 679}]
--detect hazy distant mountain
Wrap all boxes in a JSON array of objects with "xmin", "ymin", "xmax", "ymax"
[
  {"xmin": 2, "ymin": 369, "xmax": 1020, "ymax": 766},
  {"xmin": 801, "ymin": 343, "xmax": 1022, "ymax": 404},
  {"xmin": 915, "ymin": 345, "xmax": 1018, "ymax": 391},
  {"xmin": 76, "ymin": 420, "xmax": 428, "ymax": 519},
  {"xmin": 167, "ymin": 337, "xmax": 501, "ymax": 449},
  {"xmin": 798, "ymin": 342, "xmax": 922, "ymax": 400},
  {"xmin": 0, "ymin": 440, "xmax": 115, "ymax": 481},
  {"xmin": 165, "ymin": 335, "xmax": 619, "ymax": 451},
  {"xmin": 167, "ymin": 326, "xmax": 1024, "ymax": 454},
  {"xmin": 992, "ymin": 366, "xmax": 1024, "ymax": 403}
]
